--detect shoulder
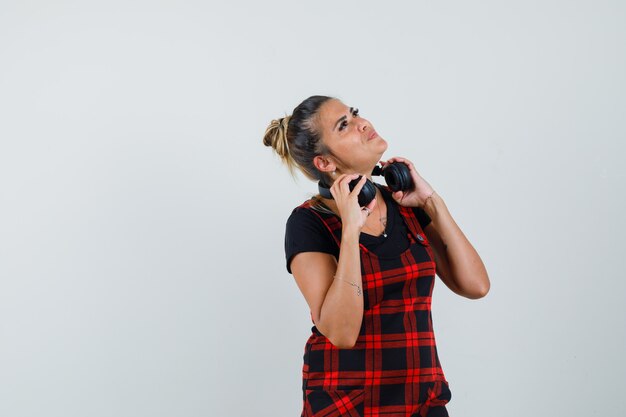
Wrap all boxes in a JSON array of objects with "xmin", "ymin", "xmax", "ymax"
[
  {"xmin": 285, "ymin": 200, "xmax": 337, "ymax": 242},
  {"xmin": 286, "ymin": 201, "xmax": 323, "ymax": 230},
  {"xmin": 284, "ymin": 199, "xmax": 338, "ymax": 273}
]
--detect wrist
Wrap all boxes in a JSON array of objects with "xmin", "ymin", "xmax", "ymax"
[
  {"xmin": 420, "ymin": 190, "xmax": 436, "ymax": 208},
  {"xmin": 342, "ymin": 225, "xmax": 361, "ymax": 240},
  {"xmin": 422, "ymin": 191, "xmax": 444, "ymax": 218}
]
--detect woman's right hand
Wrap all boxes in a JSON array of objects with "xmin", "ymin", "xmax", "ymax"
[{"xmin": 329, "ymin": 174, "xmax": 377, "ymax": 232}]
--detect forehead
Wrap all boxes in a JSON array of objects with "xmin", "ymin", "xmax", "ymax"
[{"xmin": 318, "ymin": 99, "xmax": 350, "ymax": 130}]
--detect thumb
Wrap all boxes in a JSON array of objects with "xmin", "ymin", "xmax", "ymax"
[
  {"xmin": 392, "ymin": 191, "xmax": 404, "ymax": 202},
  {"xmin": 365, "ymin": 195, "xmax": 377, "ymax": 212}
]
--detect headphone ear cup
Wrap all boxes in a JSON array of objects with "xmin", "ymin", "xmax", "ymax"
[
  {"xmin": 318, "ymin": 180, "xmax": 333, "ymax": 200},
  {"xmin": 318, "ymin": 176, "xmax": 377, "ymax": 207},
  {"xmin": 349, "ymin": 177, "xmax": 377, "ymax": 207},
  {"xmin": 383, "ymin": 162, "xmax": 413, "ymax": 192}
]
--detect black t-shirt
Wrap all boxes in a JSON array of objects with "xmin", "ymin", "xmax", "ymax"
[{"xmin": 284, "ymin": 186, "xmax": 432, "ymax": 273}]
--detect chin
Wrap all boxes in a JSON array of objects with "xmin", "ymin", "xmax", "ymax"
[{"xmin": 376, "ymin": 137, "xmax": 388, "ymax": 152}]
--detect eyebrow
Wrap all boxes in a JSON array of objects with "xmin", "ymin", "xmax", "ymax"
[{"xmin": 333, "ymin": 107, "xmax": 354, "ymax": 131}]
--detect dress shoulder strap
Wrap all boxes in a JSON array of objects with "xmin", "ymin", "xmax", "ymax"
[
  {"xmin": 297, "ymin": 200, "xmax": 370, "ymax": 252},
  {"xmin": 376, "ymin": 183, "xmax": 429, "ymax": 242},
  {"xmin": 396, "ymin": 204, "xmax": 431, "ymax": 245},
  {"xmin": 297, "ymin": 200, "xmax": 343, "ymax": 248}
]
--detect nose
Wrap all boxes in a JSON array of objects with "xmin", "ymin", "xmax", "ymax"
[{"xmin": 357, "ymin": 118, "xmax": 370, "ymax": 132}]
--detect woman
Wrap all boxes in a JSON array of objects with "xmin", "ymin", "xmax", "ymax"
[{"xmin": 263, "ymin": 95, "xmax": 490, "ymax": 417}]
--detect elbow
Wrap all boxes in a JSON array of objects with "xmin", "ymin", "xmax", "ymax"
[
  {"xmin": 317, "ymin": 322, "xmax": 359, "ymax": 349},
  {"xmin": 465, "ymin": 285, "xmax": 489, "ymax": 299},
  {"xmin": 329, "ymin": 334, "xmax": 358, "ymax": 349},
  {"xmin": 464, "ymin": 276, "xmax": 490, "ymax": 300}
]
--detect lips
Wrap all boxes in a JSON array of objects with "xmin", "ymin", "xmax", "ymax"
[{"xmin": 368, "ymin": 130, "xmax": 378, "ymax": 140}]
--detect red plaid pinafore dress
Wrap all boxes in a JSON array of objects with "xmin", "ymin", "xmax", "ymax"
[{"xmin": 299, "ymin": 198, "xmax": 451, "ymax": 417}]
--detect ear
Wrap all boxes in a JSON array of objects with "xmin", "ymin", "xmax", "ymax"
[{"xmin": 313, "ymin": 155, "xmax": 336, "ymax": 174}]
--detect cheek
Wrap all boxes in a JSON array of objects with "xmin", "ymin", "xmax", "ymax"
[{"xmin": 327, "ymin": 142, "xmax": 356, "ymax": 163}]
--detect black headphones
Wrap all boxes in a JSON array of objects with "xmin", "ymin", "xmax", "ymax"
[{"xmin": 317, "ymin": 162, "xmax": 414, "ymax": 207}]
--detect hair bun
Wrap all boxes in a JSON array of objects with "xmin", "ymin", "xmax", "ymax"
[{"xmin": 263, "ymin": 116, "xmax": 291, "ymax": 161}]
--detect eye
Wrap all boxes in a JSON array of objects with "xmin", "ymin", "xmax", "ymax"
[{"xmin": 338, "ymin": 108, "xmax": 360, "ymax": 131}]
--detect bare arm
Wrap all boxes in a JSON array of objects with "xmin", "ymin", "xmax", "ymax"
[
  {"xmin": 289, "ymin": 174, "xmax": 375, "ymax": 349},
  {"xmin": 290, "ymin": 225, "xmax": 363, "ymax": 349},
  {"xmin": 422, "ymin": 193, "xmax": 490, "ymax": 299},
  {"xmin": 383, "ymin": 156, "xmax": 490, "ymax": 299}
]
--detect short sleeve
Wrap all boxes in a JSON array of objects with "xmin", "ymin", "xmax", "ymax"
[
  {"xmin": 412, "ymin": 206, "xmax": 432, "ymax": 229},
  {"xmin": 284, "ymin": 207, "xmax": 339, "ymax": 274}
]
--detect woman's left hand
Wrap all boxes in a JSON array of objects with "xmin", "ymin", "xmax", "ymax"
[{"xmin": 381, "ymin": 157, "xmax": 435, "ymax": 208}]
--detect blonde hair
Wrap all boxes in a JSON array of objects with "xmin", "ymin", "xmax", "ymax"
[
  {"xmin": 263, "ymin": 95, "xmax": 334, "ymax": 182},
  {"xmin": 263, "ymin": 115, "xmax": 296, "ymax": 176}
]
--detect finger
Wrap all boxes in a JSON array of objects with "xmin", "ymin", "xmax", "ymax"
[
  {"xmin": 361, "ymin": 196, "xmax": 378, "ymax": 219},
  {"xmin": 330, "ymin": 174, "xmax": 359, "ymax": 200},
  {"xmin": 340, "ymin": 174, "xmax": 360, "ymax": 196},
  {"xmin": 329, "ymin": 174, "xmax": 352, "ymax": 191},
  {"xmin": 334, "ymin": 173, "xmax": 358, "ymax": 187},
  {"xmin": 349, "ymin": 175, "xmax": 368, "ymax": 196},
  {"xmin": 388, "ymin": 157, "xmax": 419, "ymax": 176},
  {"xmin": 365, "ymin": 195, "xmax": 377, "ymax": 212},
  {"xmin": 389, "ymin": 156, "xmax": 413, "ymax": 167},
  {"xmin": 386, "ymin": 156, "xmax": 403, "ymax": 164},
  {"xmin": 328, "ymin": 174, "xmax": 345, "ymax": 197},
  {"xmin": 392, "ymin": 190, "xmax": 404, "ymax": 202}
]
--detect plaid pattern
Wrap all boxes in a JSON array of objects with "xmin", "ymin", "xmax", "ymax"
[{"xmin": 298, "ymin": 198, "xmax": 451, "ymax": 417}]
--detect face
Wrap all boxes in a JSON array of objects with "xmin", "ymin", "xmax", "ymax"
[{"xmin": 315, "ymin": 99, "xmax": 388, "ymax": 175}]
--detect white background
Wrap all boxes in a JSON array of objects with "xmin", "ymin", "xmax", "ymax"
[{"xmin": 1, "ymin": 1, "xmax": 625, "ymax": 416}]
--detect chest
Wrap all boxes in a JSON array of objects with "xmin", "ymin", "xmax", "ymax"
[{"xmin": 359, "ymin": 238, "xmax": 436, "ymax": 310}]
